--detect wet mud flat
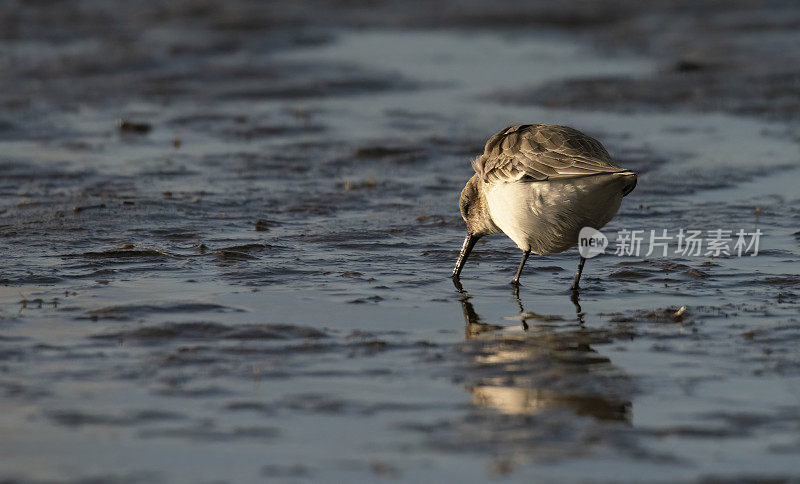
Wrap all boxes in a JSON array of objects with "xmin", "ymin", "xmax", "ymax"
[{"xmin": 2, "ymin": 1, "xmax": 800, "ymax": 482}]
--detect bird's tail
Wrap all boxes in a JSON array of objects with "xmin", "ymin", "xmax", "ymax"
[{"xmin": 617, "ymin": 171, "xmax": 637, "ymax": 197}]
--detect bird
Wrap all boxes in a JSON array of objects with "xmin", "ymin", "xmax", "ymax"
[{"xmin": 451, "ymin": 124, "xmax": 637, "ymax": 290}]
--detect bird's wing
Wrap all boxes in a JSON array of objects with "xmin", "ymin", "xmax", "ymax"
[{"xmin": 473, "ymin": 124, "xmax": 626, "ymax": 183}]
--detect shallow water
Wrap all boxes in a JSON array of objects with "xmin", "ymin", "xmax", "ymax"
[{"xmin": 2, "ymin": 2, "xmax": 800, "ymax": 483}]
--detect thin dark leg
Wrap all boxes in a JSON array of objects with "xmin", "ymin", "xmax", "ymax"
[
  {"xmin": 570, "ymin": 256, "xmax": 586, "ymax": 291},
  {"xmin": 511, "ymin": 250, "xmax": 531, "ymax": 285}
]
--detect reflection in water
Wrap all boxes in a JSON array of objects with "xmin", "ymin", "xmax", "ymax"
[{"xmin": 453, "ymin": 280, "xmax": 632, "ymax": 421}]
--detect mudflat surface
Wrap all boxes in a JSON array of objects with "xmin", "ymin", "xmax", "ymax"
[{"xmin": 1, "ymin": 1, "xmax": 799, "ymax": 482}]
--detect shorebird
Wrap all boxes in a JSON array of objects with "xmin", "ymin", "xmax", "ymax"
[{"xmin": 451, "ymin": 124, "xmax": 637, "ymax": 290}]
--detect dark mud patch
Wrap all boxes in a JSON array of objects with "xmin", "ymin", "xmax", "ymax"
[
  {"xmin": 0, "ymin": 381, "xmax": 50, "ymax": 400},
  {"xmin": 225, "ymin": 400, "xmax": 278, "ymax": 415},
  {"xmin": 758, "ymin": 275, "xmax": 800, "ymax": 288},
  {"xmin": 609, "ymin": 269, "xmax": 653, "ymax": 281},
  {"xmin": 532, "ymin": 265, "xmax": 565, "ymax": 272},
  {"xmin": 138, "ymin": 425, "xmax": 280, "ymax": 442},
  {"xmin": 221, "ymin": 123, "xmax": 327, "ymax": 140},
  {"xmin": 92, "ymin": 322, "xmax": 328, "ymax": 343},
  {"xmin": 349, "ymin": 295, "xmax": 384, "ymax": 304},
  {"xmin": 605, "ymin": 307, "xmax": 690, "ymax": 324},
  {"xmin": 0, "ymin": 472, "xmax": 163, "ymax": 484},
  {"xmin": 83, "ymin": 303, "xmax": 239, "ymax": 321},
  {"xmin": 72, "ymin": 248, "xmax": 173, "ymax": 260},
  {"xmin": 352, "ymin": 144, "xmax": 428, "ymax": 165},
  {"xmin": 492, "ymin": 71, "xmax": 800, "ymax": 120},
  {"xmin": 276, "ymin": 392, "xmax": 440, "ymax": 416},
  {"xmin": 615, "ymin": 259, "xmax": 714, "ymax": 280},
  {"xmin": 215, "ymin": 72, "xmax": 418, "ymax": 101},
  {"xmin": 149, "ymin": 228, "xmax": 200, "ymax": 240},
  {"xmin": 214, "ymin": 243, "xmax": 274, "ymax": 261},
  {"xmin": 48, "ymin": 409, "xmax": 183, "ymax": 428},
  {"xmin": 261, "ymin": 464, "xmax": 315, "ymax": 478}
]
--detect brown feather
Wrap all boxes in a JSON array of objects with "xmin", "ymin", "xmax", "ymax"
[{"xmin": 474, "ymin": 124, "xmax": 625, "ymax": 183}]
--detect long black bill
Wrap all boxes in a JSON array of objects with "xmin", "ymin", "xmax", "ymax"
[{"xmin": 451, "ymin": 233, "xmax": 478, "ymax": 279}]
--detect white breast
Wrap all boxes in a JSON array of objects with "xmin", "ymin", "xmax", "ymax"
[{"xmin": 485, "ymin": 174, "xmax": 630, "ymax": 254}]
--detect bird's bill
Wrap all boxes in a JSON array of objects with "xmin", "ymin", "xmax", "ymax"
[{"xmin": 452, "ymin": 233, "xmax": 478, "ymax": 279}]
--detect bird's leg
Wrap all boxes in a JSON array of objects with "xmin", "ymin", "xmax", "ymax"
[
  {"xmin": 511, "ymin": 249, "xmax": 531, "ymax": 286},
  {"xmin": 570, "ymin": 256, "xmax": 586, "ymax": 291},
  {"xmin": 452, "ymin": 277, "xmax": 465, "ymax": 294}
]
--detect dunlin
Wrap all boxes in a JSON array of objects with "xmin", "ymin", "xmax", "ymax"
[{"xmin": 451, "ymin": 124, "xmax": 637, "ymax": 290}]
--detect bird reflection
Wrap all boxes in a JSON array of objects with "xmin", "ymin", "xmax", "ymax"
[{"xmin": 453, "ymin": 280, "xmax": 632, "ymax": 422}]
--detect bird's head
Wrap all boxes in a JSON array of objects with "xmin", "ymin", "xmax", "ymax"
[
  {"xmin": 459, "ymin": 173, "xmax": 499, "ymax": 237},
  {"xmin": 452, "ymin": 174, "xmax": 500, "ymax": 279}
]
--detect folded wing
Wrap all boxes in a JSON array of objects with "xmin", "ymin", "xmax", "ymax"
[{"xmin": 474, "ymin": 124, "xmax": 626, "ymax": 183}]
